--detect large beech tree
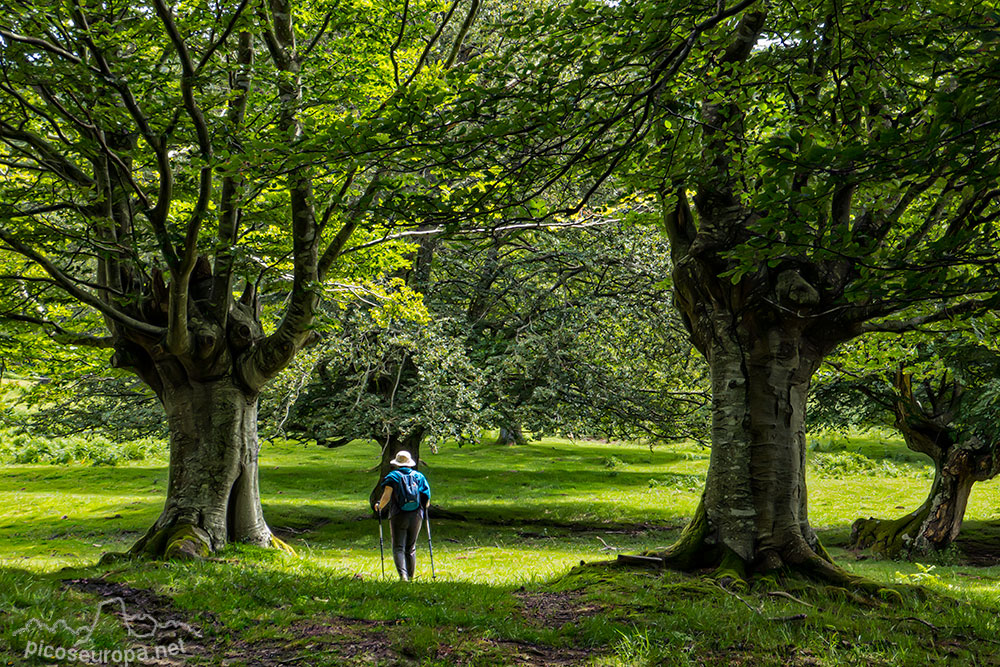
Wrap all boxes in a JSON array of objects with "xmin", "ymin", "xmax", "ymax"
[
  {"xmin": 0, "ymin": 0, "xmax": 482, "ymax": 558},
  {"xmin": 643, "ymin": 1, "xmax": 1000, "ymax": 581}
]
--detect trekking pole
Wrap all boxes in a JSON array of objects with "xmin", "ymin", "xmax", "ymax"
[
  {"xmin": 377, "ymin": 506, "xmax": 386, "ymax": 579},
  {"xmin": 425, "ymin": 505, "xmax": 436, "ymax": 580}
]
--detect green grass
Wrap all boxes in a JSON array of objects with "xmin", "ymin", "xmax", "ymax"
[{"xmin": 1, "ymin": 433, "xmax": 1000, "ymax": 665}]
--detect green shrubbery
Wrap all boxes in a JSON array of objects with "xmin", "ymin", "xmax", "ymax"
[
  {"xmin": 0, "ymin": 428, "xmax": 165, "ymax": 466},
  {"xmin": 808, "ymin": 450, "xmax": 926, "ymax": 479},
  {"xmin": 648, "ymin": 472, "xmax": 703, "ymax": 493}
]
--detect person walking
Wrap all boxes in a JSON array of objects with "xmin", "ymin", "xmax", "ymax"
[{"xmin": 374, "ymin": 450, "xmax": 431, "ymax": 581}]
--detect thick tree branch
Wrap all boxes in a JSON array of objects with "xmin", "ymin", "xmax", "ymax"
[
  {"xmin": 0, "ymin": 312, "xmax": 115, "ymax": 348},
  {"xmin": 152, "ymin": 0, "xmax": 216, "ymax": 354},
  {"xmin": 0, "ymin": 28, "xmax": 90, "ymax": 68},
  {"xmin": 317, "ymin": 174, "xmax": 383, "ymax": 280},
  {"xmin": 0, "ymin": 123, "xmax": 95, "ymax": 187},
  {"xmin": 444, "ymin": 0, "xmax": 480, "ymax": 69},
  {"xmin": 68, "ymin": 2, "xmax": 179, "ymax": 269},
  {"xmin": 246, "ymin": 0, "xmax": 322, "ymax": 386},
  {"xmin": 195, "ymin": 0, "xmax": 252, "ymax": 71},
  {"xmin": 858, "ymin": 296, "xmax": 1000, "ymax": 334},
  {"xmin": 660, "ymin": 187, "xmax": 696, "ymax": 262},
  {"xmin": 210, "ymin": 31, "xmax": 254, "ymax": 324},
  {"xmin": 0, "ymin": 228, "xmax": 165, "ymax": 338}
]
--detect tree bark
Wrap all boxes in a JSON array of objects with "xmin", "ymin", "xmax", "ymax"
[
  {"xmin": 123, "ymin": 377, "xmax": 287, "ymax": 559},
  {"xmin": 495, "ymin": 425, "xmax": 526, "ymax": 447},
  {"xmin": 851, "ymin": 442, "xmax": 998, "ymax": 557},
  {"xmin": 850, "ymin": 369, "xmax": 1000, "ymax": 558},
  {"xmin": 647, "ymin": 310, "xmax": 844, "ymax": 580}
]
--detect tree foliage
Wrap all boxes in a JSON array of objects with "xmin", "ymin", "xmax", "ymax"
[{"xmin": 285, "ymin": 216, "xmax": 709, "ymax": 451}]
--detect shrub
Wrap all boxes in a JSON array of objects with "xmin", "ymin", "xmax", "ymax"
[
  {"xmin": 808, "ymin": 450, "xmax": 910, "ymax": 478},
  {"xmin": 0, "ymin": 428, "xmax": 165, "ymax": 466}
]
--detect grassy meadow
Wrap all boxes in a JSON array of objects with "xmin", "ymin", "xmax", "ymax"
[{"xmin": 1, "ymin": 431, "xmax": 1000, "ymax": 665}]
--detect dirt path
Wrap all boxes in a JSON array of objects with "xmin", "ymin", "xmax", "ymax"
[
  {"xmin": 62, "ymin": 578, "xmax": 604, "ymax": 665},
  {"xmin": 63, "ymin": 578, "xmax": 210, "ymax": 666}
]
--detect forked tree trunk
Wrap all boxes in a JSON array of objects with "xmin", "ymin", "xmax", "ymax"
[{"xmin": 126, "ymin": 378, "xmax": 284, "ymax": 559}]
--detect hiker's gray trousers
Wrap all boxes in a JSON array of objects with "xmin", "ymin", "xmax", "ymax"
[{"xmin": 390, "ymin": 509, "xmax": 423, "ymax": 580}]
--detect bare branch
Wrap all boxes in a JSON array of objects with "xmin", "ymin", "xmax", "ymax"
[
  {"xmin": 859, "ymin": 296, "xmax": 1000, "ymax": 334},
  {"xmin": 444, "ymin": 0, "xmax": 480, "ymax": 69},
  {"xmin": 152, "ymin": 0, "xmax": 216, "ymax": 354},
  {"xmin": 318, "ymin": 174, "xmax": 383, "ymax": 279},
  {"xmin": 195, "ymin": 0, "xmax": 252, "ymax": 71},
  {"xmin": 0, "ymin": 312, "xmax": 115, "ymax": 348},
  {"xmin": 0, "ymin": 123, "xmax": 95, "ymax": 186},
  {"xmin": 210, "ymin": 31, "xmax": 255, "ymax": 324}
]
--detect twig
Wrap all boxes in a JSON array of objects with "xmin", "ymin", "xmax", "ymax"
[
  {"xmin": 716, "ymin": 583, "xmax": 763, "ymax": 614},
  {"xmin": 718, "ymin": 584, "xmax": 811, "ymax": 623},
  {"xmin": 768, "ymin": 614, "xmax": 808, "ymax": 622},
  {"xmin": 889, "ymin": 616, "xmax": 940, "ymax": 633},
  {"xmin": 97, "ymin": 568, "xmax": 127, "ymax": 580},
  {"xmin": 596, "ymin": 536, "xmax": 618, "ymax": 552},
  {"xmin": 767, "ymin": 590, "xmax": 816, "ymax": 608}
]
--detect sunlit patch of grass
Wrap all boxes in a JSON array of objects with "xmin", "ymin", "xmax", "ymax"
[{"xmin": 2, "ymin": 434, "xmax": 1000, "ymax": 664}]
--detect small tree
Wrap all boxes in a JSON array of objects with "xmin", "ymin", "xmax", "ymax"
[{"xmin": 816, "ymin": 331, "xmax": 1000, "ymax": 557}]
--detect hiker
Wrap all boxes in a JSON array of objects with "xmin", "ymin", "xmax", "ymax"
[{"xmin": 374, "ymin": 450, "xmax": 431, "ymax": 581}]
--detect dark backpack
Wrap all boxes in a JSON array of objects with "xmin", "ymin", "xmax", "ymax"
[{"xmin": 397, "ymin": 472, "xmax": 421, "ymax": 511}]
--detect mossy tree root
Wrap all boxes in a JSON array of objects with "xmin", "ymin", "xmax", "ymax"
[
  {"xmin": 641, "ymin": 499, "xmax": 718, "ymax": 569},
  {"xmin": 100, "ymin": 524, "xmax": 297, "ymax": 565},
  {"xmin": 128, "ymin": 522, "xmax": 213, "ymax": 560},
  {"xmin": 850, "ymin": 503, "xmax": 930, "ymax": 559},
  {"xmin": 633, "ymin": 500, "xmax": 899, "ymax": 598}
]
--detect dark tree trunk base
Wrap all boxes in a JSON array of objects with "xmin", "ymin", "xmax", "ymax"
[
  {"xmin": 850, "ymin": 459, "xmax": 990, "ymax": 559},
  {"xmin": 636, "ymin": 501, "xmax": 881, "ymax": 593}
]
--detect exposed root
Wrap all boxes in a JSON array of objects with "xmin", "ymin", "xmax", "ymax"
[
  {"xmin": 109, "ymin": 519, "xmax": 293, "ymax": 564},
  {"xmin": 270, "ymin": 534, "xmax": 297, "ymax": 556},
  {"xmin": 163, "ymin": 525, "xmax": 213, "ymax": 560},
  {"xmin": 711, "ymin": 548, "xmax": 748, "ymax": 590},
  {"xmin": 851, "ymin": 505, "xmax": 929, "ymax": 559},
  {"xmin": 625, "ymin": 502, "xmax": 909, "ymax": 600},
  {"xmin": 109, "ymin": 522, "xmax": 213, "ymax": 562},
  {"xmin": 642, "ymin": 498, "xmax": 716, "ymax": 570}
]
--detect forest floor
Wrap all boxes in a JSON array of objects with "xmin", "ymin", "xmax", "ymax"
[{"xmin": 2, "ymin": 433, "xmax": 1000, "ymax": 665}]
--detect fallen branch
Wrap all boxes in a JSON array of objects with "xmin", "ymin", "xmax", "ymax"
[
  {"xmin": 888, "ymin": 616, "xmax": 940, "ymax": 633},
  {"xmin": 718, "ymin": 584, "xmax": 811, "ymax": 623},
  {"xmin": 596, "ymin": 536, "xmax": 618, "ymax": 552},
  {"xmin": 767, "ymin": 590, "xmax": 816, "ymax": 608}
]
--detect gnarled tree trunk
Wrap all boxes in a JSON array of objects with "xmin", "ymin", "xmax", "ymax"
[
  {"xmin": 851, "ymin": 371, "xmax": 1000, "ymax": 557},
  {"xmin": 646, "ymin": 306, "xmax": 842, "ymax": 580},
  {"xmin": 127, "ymin": 378, "xmax": 278, "ymax": 559}
]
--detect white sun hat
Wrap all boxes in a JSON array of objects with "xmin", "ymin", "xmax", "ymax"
[{"xmin": 390, "ymin": 450, "xmax": 417, "ymax": 467}]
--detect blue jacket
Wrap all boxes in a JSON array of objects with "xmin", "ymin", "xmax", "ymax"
[{"xmin": 382, "ymin": 468, "xmax": 431, "ymax": 515}]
